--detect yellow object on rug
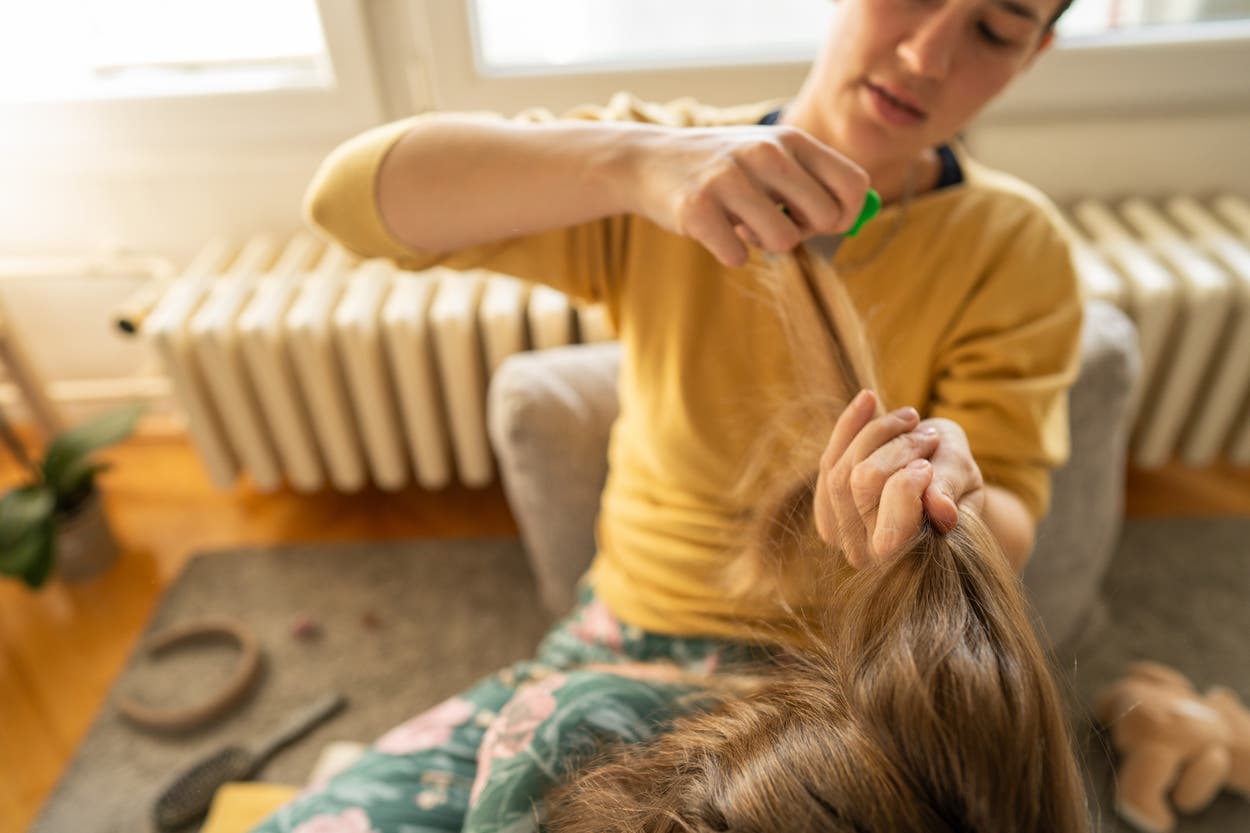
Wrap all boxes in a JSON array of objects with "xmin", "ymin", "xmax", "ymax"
[{"xmin": 200, "ymin": 782, "xmax": 300, "ymax": 833}]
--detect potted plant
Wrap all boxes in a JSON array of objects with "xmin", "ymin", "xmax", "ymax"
[{"xmin": 0, "ymin": 403, "xmax": 143, "ymax": 588}]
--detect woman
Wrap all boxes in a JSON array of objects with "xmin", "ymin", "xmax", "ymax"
[{"xmin": 251, "ymin": 0, "xmax": 1088, "ymax": 828}]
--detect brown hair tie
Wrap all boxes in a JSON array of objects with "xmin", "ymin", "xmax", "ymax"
[{"xmin": 117, "ymin": 617, "xmax": 263, "ymax": 734}]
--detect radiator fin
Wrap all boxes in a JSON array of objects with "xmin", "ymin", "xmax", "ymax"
[{"xmin": 1068, "ymin": 194, "xmax": 1250, "ymax": 470}]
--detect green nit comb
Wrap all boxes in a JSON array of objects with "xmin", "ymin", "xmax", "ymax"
[{"xmin": 805, "ymin": 188, "xmax": 881, "ymax": 260}]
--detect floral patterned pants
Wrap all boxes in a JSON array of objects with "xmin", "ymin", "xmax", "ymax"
[{"xmin": 248, "ymin": 587, "xmax": 760, "ymax": 833}]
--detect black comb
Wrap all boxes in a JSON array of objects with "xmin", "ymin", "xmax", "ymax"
[{"xmin": 152, "ymin": 692, "xmax": 346, "ymax": 831}]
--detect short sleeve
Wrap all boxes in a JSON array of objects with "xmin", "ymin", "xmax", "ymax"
[{"xmin": 928, "ymin": 210, "xmax": 1084, "ymax": 522}]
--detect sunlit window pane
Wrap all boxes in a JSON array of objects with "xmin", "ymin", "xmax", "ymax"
[
  {"xmin": 472, "ymin": 0, "xmax": 834, "ymax": 71},
  {"xmin": 0, "ymin": 0, "xmax": 328, "ymax": 102}
]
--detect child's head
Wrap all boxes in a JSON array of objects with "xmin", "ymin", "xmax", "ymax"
[
  {"xmin": 546, "ymin": 514, "xmax": 1090, "ymax": 833},
  {"xmin": 545, "ymin": 248, "xmax": 1090, "ymax": 832}
]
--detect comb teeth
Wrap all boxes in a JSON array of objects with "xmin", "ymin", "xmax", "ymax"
[
  {"xmin": 805, "ymin": 235, "xmax": 844, "ymax": 260},
  {"xmin": 806, "ymin": 188, "xmax": 881, "ymax": 260}
]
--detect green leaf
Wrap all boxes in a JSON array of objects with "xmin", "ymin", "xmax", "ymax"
[
  {"xmin": 0, "ymin": 485, "xmax": 55, "ymax": 550},
  {"xmin": 0, "ymin": 516, "xmax": 55, "ymax": 589},
  {"xmin": 20, "ymin": 523, "xmax": 55, "ymax": 588},
  {"xmin": 42, "ymin": 404, "xmax": 143, "ymax": 499}
]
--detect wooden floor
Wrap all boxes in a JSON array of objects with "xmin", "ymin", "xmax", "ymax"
[
  {"xmin": 0, "ymin": 426, "xmax": 516, "ymax": 833},
  {"xmin": 0, "ymin": 426, "xmax": 1247, "ymax": 833}
]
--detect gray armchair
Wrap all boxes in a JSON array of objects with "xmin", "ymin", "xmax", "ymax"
[{"xmin": 487, "ymin": 300, "xmax": 1140, "ymax": 655}]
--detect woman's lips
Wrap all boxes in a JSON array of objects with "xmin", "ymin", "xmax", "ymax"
[{"xmin": 863, "ymin": 81, "xmax": 927, "ymax": 126}]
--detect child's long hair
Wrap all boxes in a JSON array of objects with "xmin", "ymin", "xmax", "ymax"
[{"xmin": 545, "ymin": 247, "xmax": 1092, "ymax": 832}]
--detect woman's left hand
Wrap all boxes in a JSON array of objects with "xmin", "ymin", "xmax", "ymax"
[{"xmin": 814, "ymin": 390, "xmax": 985, "ymax": 567}]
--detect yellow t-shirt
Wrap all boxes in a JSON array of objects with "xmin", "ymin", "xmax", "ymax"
[{"xmin": 303, "ymin": 91, "xmax": 1083, "ymax": 641}]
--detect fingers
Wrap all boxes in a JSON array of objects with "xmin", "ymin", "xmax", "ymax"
[
  {"xmin": 853, "ymin": 422, "xmax": 941, "ymax": 502},
  {"xmin": 790, "ymin": 134, "xmax": 871, "ymax": 234},
  {"xmin": 716, "ymin": 132, "xmax": 870, "ymax": 258},
  {"xmin": 844, "ymin": 405, "xmax": 923, "ymax": 472},
  {"xmin": 734, "ymin": 223, "xmax": 763, "ymax": 249},
  {"xmin": 817, "ymin": 391, "xmax": 950, "ymax": 568},
  {"xmin": 744, "ymin": 145, "xmax": 847, "ymax": 237},
  {"xmin": 914, "ymin": 418, "xmax": 985, "ymax": 533},
  {"xmin": 735, "ymin": 129, "xmax": 870, "ymax": 238},
  {"xmin": 718, "ymin": 165, "xmax": 804, "ymax": 253},
  {"xmin": 821, "ymin": 392, "xmax": 935, "ymax": 568},
  {"xmin": 922, "ymin": 484, "xmax": 960, "ymax": 533},
  {"xmin": 818, "ymin": 404, "xmax": 988, "ymax": 566},
  {"xmin": 851, "ymin": 423, "xmax": 941, "ymax": 550},
  {"xmin": 922, "ymin": 482, "xmax": 984, "ymax": 533},
  {"xmin": 821, "ymin": 389, "xmax": 880, "ymax": 472},
  {"xmin": 683, "ymin": 192, "xmax": 751, "ymax": 268},
  {"xmin": 873, "ymin": 458, "xmax": 934, "ymax": 559},
  {"xmin": 817, "ymin": 390, "xmax": 876, "ymax": 566},
  {"xmin": 813, "ymin": 472, "xmax": 837, "ymax": 543},
  {"xmin": 683, "ymin": 169, "xmax": 800, "ymax": 266}
]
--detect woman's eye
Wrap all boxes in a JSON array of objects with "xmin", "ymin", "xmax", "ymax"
[{"xmin": 977, "ymin": 21, "xmax": 1013, "ymax": 46}]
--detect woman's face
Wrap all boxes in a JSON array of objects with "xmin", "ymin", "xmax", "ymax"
[{"xmin": 816, "ymin": 0, "xmax": 1057, "ymax": 168}]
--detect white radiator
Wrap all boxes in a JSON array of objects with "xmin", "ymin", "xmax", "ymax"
[
  {"xmin": 134, "ymin": 194, "xmax": 1250, "ymax": 491},
  {"xmin": 138, "ymin": 237, "xmax": 613, "ymax": 492},
  {"xmin": 1066, "ymin": 194, "xmax": 1250, "ymax": 469}
]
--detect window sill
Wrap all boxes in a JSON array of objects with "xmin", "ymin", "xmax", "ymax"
[{"xmin": 7, "ymin": 62, "xmax": 328, "ymax": 105}]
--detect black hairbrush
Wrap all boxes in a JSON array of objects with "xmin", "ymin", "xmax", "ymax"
[{"xmin": 152, "ymin": 692, "xmax": 346, "ymax": 831}]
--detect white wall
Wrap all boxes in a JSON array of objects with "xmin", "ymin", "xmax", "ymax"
[
  {"xmin": 0, "ymin": 150, "xmax": 320, "ymax": 263},
  {"xmin": 970, "ymin": 111, "xmax": 1250, "ymax": 203}
]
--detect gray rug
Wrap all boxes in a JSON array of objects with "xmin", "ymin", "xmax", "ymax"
[
  {"xmin": 31, "ymin": 519, "xmax": 1250, "ymax": 833},
  {"xmin": 31, "ymin": 537, "xmax": 554, "ymax": 833}
]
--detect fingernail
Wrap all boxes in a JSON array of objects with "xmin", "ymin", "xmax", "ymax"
[
  {"xmin": 895, "ymin": 406, "xmax": 919, "ymax": 420},
  {"xmin": 919, "ymin": 425, "xmax": 938, "ymax": 436},
  {"xmin": 908, "ymin": 459, "xmax": 929, "ymax": 470}
]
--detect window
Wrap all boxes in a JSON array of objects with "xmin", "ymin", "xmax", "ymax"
[
  {"xmin": 470, "ymin": 0, "xmax": 1250, "ymax": 74},
  {"xmin": 471, "ymin": 0, "xmax": 834, "ymax": 73},
  {"xmin": 0, "ymin": 0, "xmax": 328, "ymax": 102},
  {"xmin": 455, "ymin": 0, "xmax": 1250, "ymax": 121},
  {"xmin": 0, "ymin": 0, "xmax": 381, "ymax": 152}
]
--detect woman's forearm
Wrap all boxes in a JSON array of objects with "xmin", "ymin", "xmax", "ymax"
[
  {"xmin": 981, "ymin": 484, "xmax": 1037, "ymax": 573},
  {"xmin": 319, "ymin": 112, "xmax": 870, "ymax": 268},
  {"xmin": 373, "ymin": 116, "xmax": 655, "ymax": 254}
]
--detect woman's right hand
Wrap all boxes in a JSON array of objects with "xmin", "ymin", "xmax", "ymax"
[{"xmin": 624, "ymin": 125, "xmax": 870, "ymax": 268}]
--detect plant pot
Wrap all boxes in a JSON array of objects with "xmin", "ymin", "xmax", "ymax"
[{"xmin": 55, "ymin": 491, "xmax": 120, "ymax": 582}]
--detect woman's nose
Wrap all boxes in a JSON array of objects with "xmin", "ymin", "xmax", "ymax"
[{"xmin": 897, "ymin": 11, "xmax": 960, "ymax": 80}]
